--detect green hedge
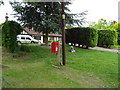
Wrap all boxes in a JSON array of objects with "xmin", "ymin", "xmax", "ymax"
[
  {"xmin": 98, "ymin": 29, "xmax": 118, "ymax": 48},
  {"xmin": 2, "ymin": 21, "xmax": 23, "ymax": 53},
  {"xmin": 66, "ymin": 27, "xmax": 98, "ymax": 48}
]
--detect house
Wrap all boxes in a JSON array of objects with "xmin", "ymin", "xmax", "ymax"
[
  {"xmin": 21, "ymin": 27, "xmax": 62, "ymax": 43},
  {"xmin": 4, "ymin": 14, "xmax": 62, "ymax": 43}
]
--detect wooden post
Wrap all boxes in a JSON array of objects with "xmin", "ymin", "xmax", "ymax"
[{"xmin": 61, "ymin": 1, "xmax": 66, "ymax": 65}]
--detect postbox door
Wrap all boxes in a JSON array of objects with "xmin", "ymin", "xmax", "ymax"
[
  {"xmin": 51, "ymin": 42, "xmax": 59, "ymax": 53},
  {"xmin": 54, "ymin": 45, "xmax": 59, "ymax": 53}
]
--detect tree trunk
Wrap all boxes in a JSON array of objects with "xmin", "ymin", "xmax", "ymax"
[{"xmin": 43, "ymin": 31, "xmax": 49, "ymax": 45}]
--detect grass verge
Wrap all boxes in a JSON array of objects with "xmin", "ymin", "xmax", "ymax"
[{"xmin": 2, "ymin": 44, "xmax": 118, "ymax": 88}]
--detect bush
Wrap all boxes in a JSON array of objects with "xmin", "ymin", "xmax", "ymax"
[
  {"xmin": 66, "ymin": 27, "xmax": 98, "ymax": 48},
  {"xmin": 2, "ymin": 21, "xmax": 23, "ymax": 53},
  {"xmin": 98, "ymin": 29, "xmax": 118, "ymax": 48}
]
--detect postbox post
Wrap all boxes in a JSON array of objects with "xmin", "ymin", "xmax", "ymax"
[{"xmin": 57, "ymin": 41, "xmax": 61, "ymax": 65}]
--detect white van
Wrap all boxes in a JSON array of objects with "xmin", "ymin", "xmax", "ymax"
[{"xmin": 17, "ymin": 35, "xmax": 40, "ymax": 44}]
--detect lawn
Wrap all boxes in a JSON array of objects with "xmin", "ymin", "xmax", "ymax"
[{"xmin": 2, "ymin": 44, "xmax": 118, "ymax": 88}]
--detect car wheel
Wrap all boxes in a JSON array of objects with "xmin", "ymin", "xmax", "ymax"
[
  {"xmin": 17, "ymin": 41, "xmax": 21, "ymax": 44},
  {"xmin": 31, "ymin": 41, "xmax": 35, "ymax": 44}
]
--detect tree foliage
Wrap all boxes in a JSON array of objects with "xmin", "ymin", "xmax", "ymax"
[
  {"xmin": 10, "ymin": 2, "xmax": 87, "ymax": 45},
  {"xmin": 89, "ymin": 18, "xmax": 117, "ymax": 29},
  {"xmin": 113, "ymin": 23, "xmax": 120, "ymax": 36},
  {"xmin": 113, "ymin": 23, "xmax": 120, "ymax": 30},
  {"xmin": 0, "ymin": 1, "xmax": 4, "ymax": 6}
]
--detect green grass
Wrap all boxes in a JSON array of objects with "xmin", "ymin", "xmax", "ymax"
[{"xmin": 2, "ymin": 44, "xmax": 118, "ymax": 88}]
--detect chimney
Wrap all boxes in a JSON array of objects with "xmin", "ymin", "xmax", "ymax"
[{"xmin": 5, "ymin": 13, "xmax": 8, "ymax": 21}]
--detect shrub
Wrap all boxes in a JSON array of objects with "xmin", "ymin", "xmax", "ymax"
[
  {"xmin": 2, "ymin": 21, "xmax": 23, "ymax": 53},
  {"xmin": 98, "ymin": 29, "xmax": 118, "ymax": 48},
  {"xmin": 65, "ymin": 27, "xmax": 98, "ymax": 48}
]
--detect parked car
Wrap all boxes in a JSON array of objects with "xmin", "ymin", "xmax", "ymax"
[{"xmin": 17, "ymin": 35, "xmax": 41, "ymax": 44}]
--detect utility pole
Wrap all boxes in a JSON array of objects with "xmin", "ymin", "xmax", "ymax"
[{"xmin": 61, "ymin": 0, "xmax": 66, "ymax": 65}]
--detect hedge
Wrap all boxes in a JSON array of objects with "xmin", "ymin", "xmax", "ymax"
[
  {"xmin": 2, "ymin": 21, "xmax": 23, "ymax": 53},
  {"xmin": 65, "ymin": 27, "xmax": 98, "ymax": 48},
  {"xmin": 98, "ymin": 29, "xmax": 118, "ymax": 48}
]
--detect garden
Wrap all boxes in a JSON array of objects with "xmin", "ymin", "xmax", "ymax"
[
  {"xmin": 1, "ymin": 20, "xmax": 119, "ymax": 88},
  {"xmin": 2, "ymin": 44, "xmax": 118, "ymax": 88},
  {"xmin": 1, "ymin": 2, "xmax": 119, "ymax": 88}
]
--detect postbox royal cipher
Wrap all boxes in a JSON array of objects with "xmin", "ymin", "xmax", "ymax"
[{"xmin": 51, "ymin": 42, "xmax": 59, "ymax": 53}]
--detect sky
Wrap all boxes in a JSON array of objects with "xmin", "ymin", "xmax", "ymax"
[
  {"xmin": 68, "ymin": 0, "xmax": 119, "ymax": 26},
  {"xmin": 0, "ymin": 0, "xmax": 119, "ymax": 26}
]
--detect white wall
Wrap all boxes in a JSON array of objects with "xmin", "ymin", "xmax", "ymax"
[{"xmin": 41, "ymin": 36, "xmax": 43, "ymax": 43}]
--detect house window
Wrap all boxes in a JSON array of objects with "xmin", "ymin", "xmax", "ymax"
[
  {"xmin": 34, "ymin": 36, "xmax": 41, "ymax": 40},
  {"xmin": 58, "ymin": 37, "xmax": 62, "ymax": 41},
  {"xmin": 50, "ymin": 37, "xmax": 54, "ymax": 40}
]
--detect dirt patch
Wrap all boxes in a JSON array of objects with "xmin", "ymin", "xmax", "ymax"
[
  {"xmin": 12, "ymin": 53, "xmax": 29, "ymax": 59},
  {"xmin": 18, "ymin": 53, "xmax": 29, "ymax": 59},
  {"xmin": 55, "ymin": 67, "xmax": 107, "ymax": 88},
  {"xmin": 0, "ymin": 65, "xmax": 9, "ymax": 69}
]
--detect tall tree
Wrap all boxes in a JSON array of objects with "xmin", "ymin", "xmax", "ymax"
[
  {"xmin": 89, "ymin": 18, "xmax": 117, "ymax": 29},
  {"xmin": 10, "ymin": 2, "xmax": 87, "ymax": 45},
  {"xmin": 0, "ymin": 1, "xmax": 4, "ymax": 6}
]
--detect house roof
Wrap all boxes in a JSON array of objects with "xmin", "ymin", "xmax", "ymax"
[
  {"xmin": 23, "ymin": 27, "xmax": 62, "ymax": 37},
  {"xmin": 24, "ymin": 27, "xmax": 42, "ymax": 35},
  {"xmin": 48, "ymin": 33, "xmax": 62, "ymax": 37}
]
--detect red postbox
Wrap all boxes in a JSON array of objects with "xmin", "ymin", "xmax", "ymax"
[{"xmin": 51, "ymin": 42, "xmax": 59, "ymax": 53}]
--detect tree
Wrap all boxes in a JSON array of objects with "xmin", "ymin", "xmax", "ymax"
[
  {"xmin": 89, "ymin": 18, "xmax": 116, "ymax": 29},
  {"xmin": 113, "ymin": 23, "xmax": 120, "ymax": 36},
  {"xmin": 0, "ymin": 1, "xmax": 4, "ymax": 6},
  {"xmin": 10, "ymin": 2, "xmax": 87, "ymax": 45},
  {"xmin": 113, "ymin": 23, "xmax": 120, "ymax": 31}
]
